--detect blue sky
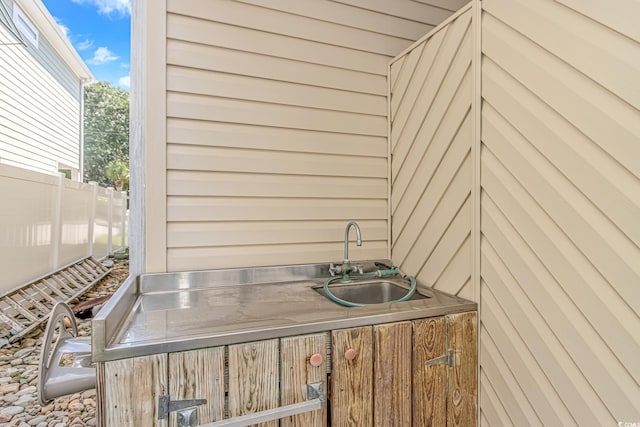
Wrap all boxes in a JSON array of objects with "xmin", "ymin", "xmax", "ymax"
[{"xmin": 41, "ymin": 0, "xmax": 131, "ymax": 90}]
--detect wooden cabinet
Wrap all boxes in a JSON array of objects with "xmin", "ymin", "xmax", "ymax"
[
  {"xmin": 97, "ymin": 312, "xmax": 476, "ymax": 427},
  {"xmin": 330, "ymin": 312, "xmax": 477, "ymax": 427}
]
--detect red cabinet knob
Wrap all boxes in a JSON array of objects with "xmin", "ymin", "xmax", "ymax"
[
  {"xmin": 309, "ymin": 353, "xmax": 323, "ymax": 367},
  {"xmin": 344, "ymin": 348, "xmax": 357, "ymax": 361}
]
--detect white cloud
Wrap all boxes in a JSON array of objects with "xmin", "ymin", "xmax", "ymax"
[
  {"xmin": 71, "ymin": 0, "xmax": 130, "ymax": 15},
  {"xmin": 54, "ymin": 17, "xmax": 70, "ymax": 38},
  {"xmin": 76, "ymin": 39, "xmax": 94, "ymax": 51},
  {"xmin": 118, "ymin": 75, "xmax": 130, "ymax": 87},
  {"xmin": 87, "ymin": 46, "xmax": 118, "ymax": 65}
]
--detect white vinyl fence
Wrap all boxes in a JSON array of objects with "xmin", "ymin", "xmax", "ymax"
[{"xmin": 0, "ymin": 163, "xmax": 127, "ymax": 294}]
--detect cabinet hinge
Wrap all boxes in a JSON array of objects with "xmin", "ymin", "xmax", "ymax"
[
  {"xmin": 425, "ymin": 349, "xmax": 454, "ymax": 367},
  {"xmin": 158, "ymin": 395, "xmax": 207, "ymax": 420}
]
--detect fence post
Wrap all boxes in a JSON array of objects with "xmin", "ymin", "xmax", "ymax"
[
  {"xmin": 107, "ymin": 187, "xmax": 114, "ymax": 256},
  {"xmin": 120, "ymin": 191, "xmax": 127, "ymax": 251},
  {"xmin": 51, "ymin": 173, "xmax": 64, "ymax": 270},
  {"xmin": 88, "ymin": 182, "xmax": 98, "ymax": 258}
]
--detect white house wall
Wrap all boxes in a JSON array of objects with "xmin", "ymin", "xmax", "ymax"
[
  {"xmin": 390, "ymin": 7, "xmax": 473, "ymax": 299},
  {"xmin": 479, "ymin": 0, "xmax": 640, "ymax": 424},
  {"xmin": 147, "ymin": 0, "xmax": 464, "ymax": 272},
  {"xmin": 0, "ymin": 0, "xmax": 82, "ymax": 175}
]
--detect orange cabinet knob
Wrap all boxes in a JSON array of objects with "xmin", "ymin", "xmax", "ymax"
[
  {"xmin": 309, "ymin": 353, "xmax": 323, "ymax": 367},
  {"xmin": 344, "ymin": 348, "xmax": 357, "ymax": 361}
]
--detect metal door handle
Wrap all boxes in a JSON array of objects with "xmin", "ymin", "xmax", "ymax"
[{"xmin": 195, "ymin": 383, "xmax": 324, "ymax": 427}]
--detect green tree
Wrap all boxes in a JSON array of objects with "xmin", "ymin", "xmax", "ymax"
[
  {"xmin": 105, "ymin": 159, "xmax": 129, "ymax": 191},
  {"xmin": 83, "ymin": 82, "xmax": 129, "ymax": 187}
]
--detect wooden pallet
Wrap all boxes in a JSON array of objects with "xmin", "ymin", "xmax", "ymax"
[{"xmin": 0, "ymin": 257, "xmax": 111, "ymax": 342}]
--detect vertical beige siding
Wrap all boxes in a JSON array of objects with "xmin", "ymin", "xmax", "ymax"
[
  {"xmin": 390, "ymin": 7, "xmax": 473, "ymax": 298},
  {"xmin": 480, "ymin": 0, "xmax": 640, "ymax": 425},
  {"xmin": 161, "ymin": 0, "xmax": 458, "ymax": 271}
]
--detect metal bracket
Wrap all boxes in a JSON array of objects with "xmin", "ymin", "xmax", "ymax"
[
  {"xmin": 177, "ymin": 407, "xmax": 199, "ymax": 427},
  {"xmin": 426, "ymin": 349, "xmax": 454, "ymax": 367},
  {"xmin": 158, "ymin": 395, "xmax": 207, "ymax": 420},
  {"xmin": 307, "ymin": 382, "xmax": 324, "ymax": 402}
]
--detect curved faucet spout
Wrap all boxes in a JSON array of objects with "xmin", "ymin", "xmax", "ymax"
[{"xmin": 344, "ymin": 221, "xmax": 362, "ymax": 263}]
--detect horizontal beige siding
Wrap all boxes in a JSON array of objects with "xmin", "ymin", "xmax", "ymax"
[
  {"xmin": 390, "ymin": 7, "xmax": 473, "ymax": 298},
  {"xmin": 163, "ymin": 0, "xmax": 459, "ymax": 271},
  {"xmin": 479, "ymin": 0, "xmax": 640, "ymax": 425},
  {"xmin": 0, "ymin": 22, "xmax": 80, "ymax": 175}
]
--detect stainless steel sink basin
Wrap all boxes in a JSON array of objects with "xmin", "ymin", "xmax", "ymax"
[{"xmin": 315, "ymin": 278, "xmax": 429, "ymax": 305}]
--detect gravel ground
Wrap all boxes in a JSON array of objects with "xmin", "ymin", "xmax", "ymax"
[{"xmin": 0, "ymin": 260, "xmax": 129, "ymax": 427}]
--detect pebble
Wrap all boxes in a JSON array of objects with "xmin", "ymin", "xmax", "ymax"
[
  {"xmin": 28, "ymin": 415, "xmax": 47, "ymax": 425},
  {"xmin": 0, "ymin": 260, "xmax": 128, "ymax": 427},
  {"xmin": 14, "ymin": 349, "xmax": 33, "ymax": 359},
  {"xmin": 0, "ymin": 406, "xmax": 24, "ymax": 416}
]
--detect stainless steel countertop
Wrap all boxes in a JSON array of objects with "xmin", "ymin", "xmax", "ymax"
[{"xmin": 92, "ymin": 261, "xmax": 476, "ymax": 362}]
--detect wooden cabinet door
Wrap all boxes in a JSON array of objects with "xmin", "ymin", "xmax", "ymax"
[
  {"xmin": 413, "ymin": 317, "xmax": 447, "ymax": 427},
  {"xmin": 100, "ymin": 354, "xmax": 168, "ymax": 427},
  {"xmin": 168, "ymin": 347, "xmax": 225, "ymax": 427},
  {"xmin": 373, "ymin": 321, "xmax": 412, "ymax": 426},
  {"xmin": 413, "ymin": 312, "xmax": 477, "ymax": 427},
  {"xmin": 228, "ymin": 339, "xmax": 280, "ymax": 427},
  {"xmin": 446, "ymin": 312, "xmax": 477, "ymax": 427},
  {"xmin": 331, "ymin": 312, "xmax": 477, "ymax": 427},
  {"xmin": 331, "ymin": 326, "xmax": 374, "ymax": 426},
  {"xmin": 280, "ymin": 333, "xmax": 329, "ymax": 427}
]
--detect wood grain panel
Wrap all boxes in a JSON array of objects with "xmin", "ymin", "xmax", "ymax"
[
  {"xmin": 168, "ymin": 347, "xmax": 225, "ymax": 426},
  {"xmin": 413, "ymin": 318, "xmax": 447, "ymax": 427},
  {"xmin": 228, "ymin": 339, "xmax": 279, "ymax": 427},
  {"xmin": 103, "ymin": 354, "xmax": 168, "ymax": 427},
  {"xmin": 280, "ymin": 333, "xmax": 328, "ymax": 427},
  {"xmin": 373, "ymin": 322, "xmax": 412, "ymax": 426},
  {"xmin": 331, "ymin": 326, "xmax": 374, "ymax": 427},
  {"xmin": 446, "ymin": 312, "xmax": 477, "ymax": 427}
]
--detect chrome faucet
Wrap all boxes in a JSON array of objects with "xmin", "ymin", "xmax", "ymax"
[
  {"xmin": 329, "ymin": 221, "xmax": 363, "ymax": 279},
  {"xmin": 343, "ymin": 221, "xmax": 362, "ymax": 264}
]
